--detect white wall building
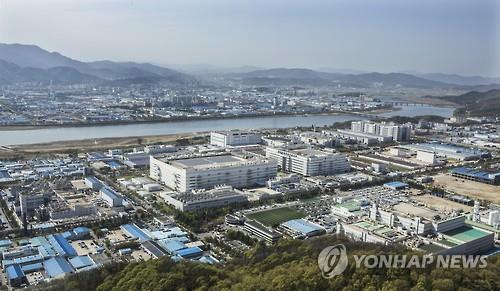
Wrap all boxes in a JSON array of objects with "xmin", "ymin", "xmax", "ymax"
[
  {"xmin": 265, "ymin": 147, "xmax": 350, "ymax": 176},
  {"xmin": 150, "ymin": 154, "xmax": 277, "ymax": 192},
  {"xmin": 350, "ymin": 121, "xmax": 411, "ymax": 141},
  {"xmin": 210, "ymin": 130, "xmax": 262, "ymax": 147},
  {"xmin": 100, "ymin": 187, "xmax": 123, "ymax": 207},
  {"xmin": 416, "ymin": 150, "xmax": 437, "ymax": 165}
]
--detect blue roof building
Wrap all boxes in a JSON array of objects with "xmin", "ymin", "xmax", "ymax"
[
  {"xmin": 280, "ymin": 219, "xmax": 325, "ymax": 238},
  {"xmin": 68, "ymin": 255, "xmax": 95, "ymax": 270},
  {"xmin": 44, "ymin": 257, "xmax": 74, "ymax": 278},
  {"xmin": 6, "ymin": 263, "xmax": 26, "ymax": 287},
  {"xmin": 21, "ymin": 262, "xmax": 44, "ymax": 273},
  {"xmin": 73, "ymin": 226, "xmax": 91, "ymax": 238},
  {"xmin": 121, "ymin": 224, "xmax": 151, "ymax": 241},
  {"xmin": 384, "ymin": 181, "xmax": 409, "ymax": 190},
  {"xmin": 0, "ymin": 239, "xmax": 12, "ymax": 248},
  {"xmin": 47, "ymin": 234, "xmax": 77, "ymax": 257},
  {"xmin": 161, "ymin": 240, "xmax": 186, "ymax": 254},
  {"xmin": 175, "ymin": 247, "xmax": 203, "ymax": 259},
  {"xmin": 450, "ymin": 167, "xmax": 500, "ymax": 185}
]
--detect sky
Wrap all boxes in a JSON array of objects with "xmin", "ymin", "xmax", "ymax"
[{"xmin": 0, "ymin": 0, "xmax": 499, "ymax": 76}]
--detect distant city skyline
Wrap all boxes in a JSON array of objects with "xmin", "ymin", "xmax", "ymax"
[{"xmin": 0, "ymin": 0, "xmax": 499, "ymax": 77}]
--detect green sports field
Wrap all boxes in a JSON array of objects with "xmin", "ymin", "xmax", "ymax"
[{"xmin": 246, "ymin": 207, "xmax": 305, "ymax": 226}]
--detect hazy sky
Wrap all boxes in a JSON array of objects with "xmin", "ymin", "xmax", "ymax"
[{"xmin": 1, "ymin": 0, "xmax": 499, "ymax": 76}]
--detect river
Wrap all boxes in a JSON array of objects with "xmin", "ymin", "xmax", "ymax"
[{"xmin": 0, "ymin": 105, "xmax": 454, "ymax": 146}]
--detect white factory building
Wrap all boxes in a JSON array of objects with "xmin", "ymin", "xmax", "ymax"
[
  {"xmin": 210, "ymin": 130, "xmax": 262, "ymax": 147},
  {"xmin": 100, "ymin": 187, "xmax": 123, "ymax": 207},
  {"xmin": 265, "ymin": 147, "xmax": 350, "ymax": 176},
  {"xmin": 350, "ymin": 121, "xmax": 411, "ymax": 142},
  {"xmin": 150, "ymin": 154, "xmax": 278, "ymax": 192}
]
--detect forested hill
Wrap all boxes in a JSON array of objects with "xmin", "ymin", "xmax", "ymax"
[
  {"xmin": 37, "ymin": 235, "xmax": 499, "ymax": 291},
  {"xmin": 436, "ymin": 89, "xmax": 500, "ymax": 117}
]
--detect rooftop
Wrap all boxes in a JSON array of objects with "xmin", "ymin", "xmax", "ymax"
[
  {"xmin": 442, "ymin": 226, "xmax": 491, "ymax": 243},
  {"xmin": 281, "ymin": 219, "xmax": 324, "ymax": 235}
]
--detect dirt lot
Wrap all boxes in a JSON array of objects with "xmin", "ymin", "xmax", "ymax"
[
  {"xmin": 432, "ymin": 173, "xmax": 500, "ymax": 204},
  {"xmin": 412, "ymin": 194, "xmax": 472, "ymax": 213},
  {"xmin": 393, "ymin": 202, "xmax": 438, "ymax": 220},
  {"xmin": 0, "ymin": 133, "xmax": 210, "ymax": 160}
]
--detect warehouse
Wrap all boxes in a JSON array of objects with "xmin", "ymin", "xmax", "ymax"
[
  {"xmin": 121, "ymin": 224, "xmax": 151, "ymax": 242},
  {"xmin": 44, "ymin": 256, "xmax": 74, "ymax": 278},
  {"xmin": 6, "ymin": 263, "xmax": 26, "ymax": 287},
  {"xmin": 142, "ymin": 240, "xmax": 169, "ymax": 258},
  {"xmin": 398, "ymin": 143, "xmax": 490, "ymax": 161},
  {"xmin": 450, "ymin": 167, "xmax": 500, "ymax": 185},
  {"xmin": 279, "ymin": 219, "xmax": 325, "ymax": 239},
  {"xmin": 150, "ymin": 154, "xmax": 277, "ymax": 192}
]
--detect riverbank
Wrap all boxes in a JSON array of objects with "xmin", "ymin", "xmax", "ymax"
[
  {"xmin": 0, "ymin": 109, "xmax": 375, "ymax": 131},
  {"xmin": 0, "ymin": 132, "xmax": 203, "ymax": 158}
]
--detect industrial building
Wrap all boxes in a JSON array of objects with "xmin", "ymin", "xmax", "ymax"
[
  {"xmin": 84, "ymin": 176, "xmax": 104, "ymax": 191},
  {"xmin": 150, "ymin": 154, "xmax": 277, "ymax": 192},
  {"xmin": 334, "ymin": 129, "xmax": 393, "ymax": 145},
  {"xmin": 265, "ymin": 147, "xmax": 350, "ymax": 176},
  {"xmin": 244, "ymin": 220, "xmax": 282, "ymax": 243},
  {"xmin": 210, "ymin": 130, "xmax": 262, "ymax": 147},
  {"xmin": 100, "ymin": 187, "xmax": 123, "ymax": 207},
  {"xmin": 450, "ymin": 167, "xmax": 500, "ymax": 185},
  {"xmin": 340, "ymin": 220, "xmax": 406, "ymax": 245},
  {"xmin": 398, "ymin": 143, "xmax": 490, "ymax": 161},
  {"xmin": 424, "ymin": 224, "xmax": 495, "ymax": 255},
  {"xmin": 279, "ymin": 219, "xmax": 325, "ymax": 239},
  {"xmin": 121, "ymin": 223, "xmax": 152, "ymax": 242},
  {"xmin": 20, "ymin": 193, "xmax": 50, "ymax": 216},
  {"xmin": 350, "ymin": 121, "xmax": 411, "ymax": 141},
  {"xmin": 162, "ymin": 186, "xmax": 248, "ymax": 212},
  {"xmin": 6, "ymin": 263, "xmax": 26, "ymax": 287}
]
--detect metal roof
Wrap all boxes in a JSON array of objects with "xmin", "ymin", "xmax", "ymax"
[
  {"xmin": 6, "ymin": 264, "xmax": 25, "ymax": 280},
  {"xmin": 142, "ymin": 240, "xmax": 168, "ymax": 258},
  {"xmin": 281, "ymin": 219, "xmax": 324, "ymax": 235},
  {"xmin": 175, "ymin": 246, "xmax": 203, "ymax": 258},
  {"xmin": 384, "ymin": 181, "xmax": 408, "ymax": 188},
  {"xmin": 121, "ymin": 224, "xmax": 151, "ymax": 241},
  {"xmin": 21, "ymin": 262, "xmax": 43, "ymax": 273},
  {"xmin": 162, "ymin": 240, "xmax": 186, "ymax": 253},
  {"xmin": 44, "ymin": 257, "xmax": 74, "ymax": 278},
  {"xmin": 69, "ymin": 255, "xmax": 94, "ymax": 269},
  {"xmin": 73, "ymin": 226, "xmax": 91, "ymax": 235},
  {"xmin": 47, "ymin": 234, "xmax": 77, "ymax": 257}
]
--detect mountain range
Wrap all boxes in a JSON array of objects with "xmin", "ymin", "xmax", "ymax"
[
  {"xmin": 433, "ymin": 89, "xmax": 500, "ymax": 117},
  {"xmin": 0, "ymin": 43, "xmax": 195, "ymax": 86},
  {"xmin": 0, "ymin": 43, "xmax": 499, "ymax": 89}
]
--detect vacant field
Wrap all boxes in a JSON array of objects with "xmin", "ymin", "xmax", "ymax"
[
  {"xmin": 432, "ymin": 173, "xmax": 500, "ymax": 204},
  {"xmin": 393, "ymin": 202, "xmax": 438, "ymax": 220},
  {"xmin": 246, "ymin": 207, "xmax": 305, "ymax": 226},
  {"xmin": 412, "ymin": 194, "xmax": 472, "ymax": 213}
]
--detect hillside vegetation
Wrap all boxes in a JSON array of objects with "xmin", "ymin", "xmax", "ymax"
[
  {"xmin": 436, "ymin": 89, "xmax": 500, "ymax": 117},
  {"xmin": 38, "ymin": 235, "xmax": 500, "ymax": 291}
]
